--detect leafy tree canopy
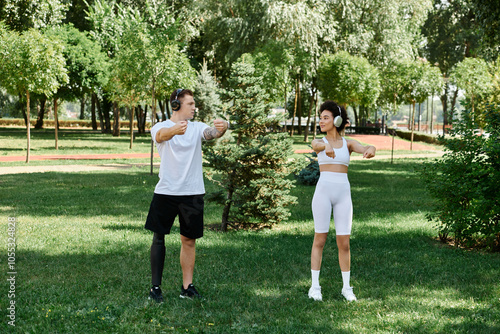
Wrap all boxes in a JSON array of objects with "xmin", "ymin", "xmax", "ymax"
[
  {"xmin": 0, "ymin": 26, "xmax": 68, "ymax": 96},
  {"xmin": 44, "ymin": 23, "xmax": 109, "ymax": 101},
  {"xmin": 317, "ymin": 51, "xmax": 380, "ymax": 108},
  {"xmin": 2, "ymin": 0, "xmax": 68, "ymax": 31}
]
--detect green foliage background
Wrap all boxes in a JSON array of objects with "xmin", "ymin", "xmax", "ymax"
[{"xmin": 422, "ymin": 103, "xmax": 500, "ymax": 250}]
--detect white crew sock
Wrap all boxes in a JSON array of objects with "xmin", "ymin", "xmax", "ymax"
[
  {"xmin": 341, "ymin": 271, "xmax": 351, "ymax": 289},
  {"xmin": 311, "ymin": 270, "xmax": 320, "ymax": 288}
]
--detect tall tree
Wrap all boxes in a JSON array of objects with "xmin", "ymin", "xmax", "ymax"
[
  {"xmin": 317, "ymin": 51, "xmax": 380, "ymax": 126},
  {"xmin": 40, "ymin": 24, "xmax": 109, "ymax": 141},
  {"xmin": 410, "ymin": 59, "xmax": 444, "ymax": 146},
  {"xmin": 331, "ymin": 0, "xmax": 432, "ymax": 65},
  {"xmin": 468, "ymin": 0, "xmax": 500, "ymax": 57},
  {"xmin": 89, "ymin": 0, "xmax": 196, "ymax": 162},
  {"xmin": 0, "ymin": 26, "xmax": 68, "ymax": 162},
  {"xmin": 450, "ymin": 57, "xmax": 493, "ymax": 126},
  {"xmin": 421, "ymin": 0, "xmax": 482, "ymax": 129},
  {"xmin": 265, "ymin": 0, "xmax": 332, "ymax": 136},
  {"xmin": 193, "ymin": 0, "xmax": 268, "ymax": 85}
]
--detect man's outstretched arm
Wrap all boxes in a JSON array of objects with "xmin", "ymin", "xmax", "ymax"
[{"xmin": 203, "ymin": 119, "xmax": 229, "ymax": 140}]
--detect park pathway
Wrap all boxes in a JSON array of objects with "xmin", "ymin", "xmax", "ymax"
[{"xmin": 0, "ymin": 134, "xmax": 443, "ymax": 174}]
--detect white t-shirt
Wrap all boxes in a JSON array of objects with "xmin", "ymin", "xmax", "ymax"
[{"xmin": 151, "ymin": 120, "xmax": 209, "ymax": 195}]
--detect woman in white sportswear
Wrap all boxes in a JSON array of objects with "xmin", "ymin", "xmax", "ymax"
[{"xmin": 308, "ymin": 101, "xmax": 376, "ymax": 302}]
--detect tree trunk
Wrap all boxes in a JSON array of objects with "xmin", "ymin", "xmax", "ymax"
[
  {"xmin": 151, "ymin": 79, "xmax": 157, "ymax": 175},
  {"xmin": 426, "ymin": 97, "xmax": 429, "ymax": 133},
  {"xmin": 297, "ymin": 79, "xmax": 302, "ymax": 135},
  {"xmin": 408, "ymin": 104, "xmax": 412, "ymax": 130},
  {"xmin": 102, "ymin": 97, "xmax": 112, "ymax": 133},
  {"xmin": 91, "ymin": 93, "xmax": 97, "ymax": 130},
  {"xmin": 221, "ymin": 187, "xmax": 234, "ymax": 232},
  {"xmin": 80, "ymin": 95, "xmax": 85, "ymax": 120},
  {"xmin": 441, "ymin": 82, "xmax": 449, "ymax": 134},
  {"xmin": 20, "ymin": 93, "xmax": 28, "ymax": 126},
  {"xmin": 96, "ymin": 94, "xmax": 104, "ymax": 132},
  {"xmin": 112, "ymin": 102, "xmax": 120, "ymax": 137},
  {"xmin": 313, "ymin": 91, "xmax": 318, "ymax": 139},
  {"xmin": 166, "ymin": 98, "xmax": 171, "ymax": 119},
  {"xmin": 221, "ymin": 169, "xmax": 236, "ymax": 232},
  {"xmin": 283, "ymin": 67, "xmax": 288, "ymax": 134},
  {"xmin": 361, "ymin": 106, "xmax": 367, "ymax": 126},
  {"xmin": 352, "ymin": 105, "xmax": 359, "ymax": 128},
  {"xmin": 418, "ymin": 102, "xmax": 421, "ymax": 131},
  {"xmin": 304, "ymin": 85, "xmax": 316, "ymax": 142},
  {"xmin": 450, "ymin": 88, "xmax": 459, "ymax": 125},
  {"xmin": 136, "ymin": 105, "xmax": 144, "ymax": 134},
  {"xmin": 34, "ymin": 96, "xmax": 47, "ymax": 129},
  {"xmin": 158, "ymin": 100, "xmax": 164, "ymax": 121},
  {"xmin": 26, "ymin": 90, "xmax": 31, "ymax": 163},
  {"xmin": 159, "ymin": 99, "xmax": 167, "ymax": 121},
  {"xmin": 143, "ymin": 105, "xmax": 149, "ymax": 133},
  {"xmin": 410, "ymin": 101, "xmax": 416, "ymax": 151},
  {"xmin": 129, "ymin": 106, "xmax": 135, "ymax": 149},
  {"xmin": 430, "ymin": 95, "xmax": 434, "ymax": 134},
  {"xmin": 54, "ymin": 98, "xmax": 59, "ymax": 150},
  {"xmin": 291, "ymin": 78, "xmax": 298, "ymax": 136}
]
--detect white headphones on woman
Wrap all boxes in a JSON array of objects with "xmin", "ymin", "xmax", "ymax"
[{"xmin": 334, "ymin": 106, "xmax": 343, "ymax": 127}]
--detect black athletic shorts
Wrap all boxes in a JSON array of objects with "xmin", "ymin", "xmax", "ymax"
[{"xmin": 145, "ymin": 193, "xmax": 204, "ymax": 239}]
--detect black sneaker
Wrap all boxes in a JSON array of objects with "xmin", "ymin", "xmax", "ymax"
[
  {"xmin": 149, "ymin": 286, "xmax": 164, "ymax": 303},
  {"xmin": 180, "ymin": 284, "xmax": 202, "ymax": 299}
]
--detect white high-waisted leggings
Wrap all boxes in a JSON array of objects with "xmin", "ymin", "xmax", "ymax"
[{"xmin": 312, "ymin": 172, "xmax": 353, "ymax": 235}]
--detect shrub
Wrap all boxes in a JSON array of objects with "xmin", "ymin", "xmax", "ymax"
[
  {"xmin": 395, "ymin": 129, "xmax": 444, "ymax": 145},
  {"xmin": 296, "ymin": 153, "xmax": 320, "ymax": 186},
  {"xmin": 421, "ymin": 103, "xmax": 500, "ymax": 251}
]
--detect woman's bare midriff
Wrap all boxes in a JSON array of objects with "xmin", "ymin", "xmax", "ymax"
[{"xmin": 319, "ymin": 164, "xmax": 348, "ymax": 173}]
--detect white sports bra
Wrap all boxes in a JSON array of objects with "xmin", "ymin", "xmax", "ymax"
[{"xmin": 317, "ymin": 137, "xmax": 350, "ymax": 167}]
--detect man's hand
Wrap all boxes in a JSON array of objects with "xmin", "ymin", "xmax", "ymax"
[
  {"xmin": 156, "ymin": 121, "xmax": 187, "ymax": 143},
  {"xmin": 172, "ymin": 121, "xmax": 188, "ymax": 136},
  {"xmin": 204, "ymin": 119, "xmax": 228, "ymax": 140},
  {"xmin": 213, "ymin": 119, "xmax": 228, "ymax": 132}
]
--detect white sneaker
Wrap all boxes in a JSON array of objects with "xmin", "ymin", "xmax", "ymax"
[
  {"xmin": 308, "ymin": 286, "xmax": 322, "ymax": 301},
  {"xmin": 341, "ymin": 287, "xmax": 357, "ymax": 302}
]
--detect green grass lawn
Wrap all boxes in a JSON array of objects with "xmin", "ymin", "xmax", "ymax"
[
  {"xmin": 0, "ymin": 127, "xmax": 440, "ymax": 160},
  {"xmin": 1, "ymin": 157, "xmax": 499, "ymax": 333},
  {"xmin": 0, "ymin": 127, "xmax": 154, "ymax": 157}
]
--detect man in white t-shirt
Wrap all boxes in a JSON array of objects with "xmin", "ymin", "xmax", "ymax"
[{"xmin": 146, "ymin": 88, "xmax": 228, "ymax": 302}]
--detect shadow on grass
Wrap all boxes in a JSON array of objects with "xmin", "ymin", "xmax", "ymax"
[{"xmin": 4, "ymin": 223, "xmax": 499, "ymax": 333}]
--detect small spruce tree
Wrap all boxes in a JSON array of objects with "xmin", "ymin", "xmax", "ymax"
[
  {"xmin": 203, "ymin": 54, "xmax": 303, "ymax": 231},
  {"xmin": 193, "ymin": 59, "xmax": 221, "ymax": 122}
]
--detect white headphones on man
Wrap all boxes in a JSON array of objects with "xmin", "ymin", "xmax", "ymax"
[{"xmin": 334, "ymin": 106, "xmax": 343, "ymax": 127}]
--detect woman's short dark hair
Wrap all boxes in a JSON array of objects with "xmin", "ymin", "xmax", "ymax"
[{"xmin": 319, "ymin": 100, "xmax": 348, "ymax": 131}]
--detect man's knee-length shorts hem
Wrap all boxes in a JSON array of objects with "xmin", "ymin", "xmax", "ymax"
[{"xmin": 145, "ymin": 193, "xmax": 204, "ymax": 239}]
